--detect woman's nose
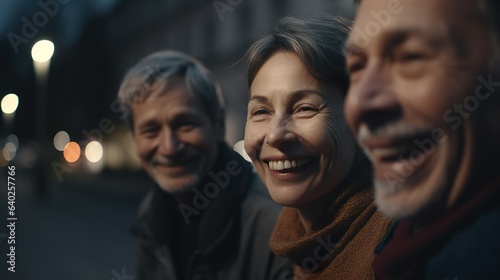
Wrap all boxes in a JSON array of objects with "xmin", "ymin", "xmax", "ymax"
[{"xmin": 264, "ymin": 114, "xmax": 296, "ymax": 148}]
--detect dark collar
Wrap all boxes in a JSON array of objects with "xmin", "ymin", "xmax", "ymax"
[
  {"xmin": 373, "ymin": 178, "xmax": 500, "ymax": 280},
  {"xmin": 131, "ymin": 143, "xmax": 253, "ymax": 257}
]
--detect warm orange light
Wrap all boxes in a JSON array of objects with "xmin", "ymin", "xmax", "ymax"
[{"xmin": 63, "ymin": 142, "xmax": 81, "ymax": 163}]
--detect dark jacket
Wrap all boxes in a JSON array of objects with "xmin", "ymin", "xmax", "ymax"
[
  {"xmin": 424, "ymin": 207, "xmax": 500, "ymax": 279},
  {"xmin": 131, "ymin": 144, "xmax": 291, "ymax": 280},
  {"xmin": 373, "ymin": 179, "xmax": 500, "ymax": 280}
]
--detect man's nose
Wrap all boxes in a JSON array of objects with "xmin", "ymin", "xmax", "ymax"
[
  {"xmin": 345, "ymin": 64, "xmax": 401, "ymax": 131},
  {"xmin": 158, "ymin": 129, "xmax": 183, "ymax": 156}
]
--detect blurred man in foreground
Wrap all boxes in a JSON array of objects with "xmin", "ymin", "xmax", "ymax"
[
  {"xmin": 117, "ymin": 50, "xmax": 289, "ymax": 280},
  {"xmin": 345, "ymin": 0, "xmax": 500, "ymax": 278}
]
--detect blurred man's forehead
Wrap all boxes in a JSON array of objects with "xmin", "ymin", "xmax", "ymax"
[
  {"xmin": 354, "ymin": 0, "xmax": 482, "ymax": 22},
  {"xmin": 349, "ymin": 0, "xmax": 485, "ymax": 48}
]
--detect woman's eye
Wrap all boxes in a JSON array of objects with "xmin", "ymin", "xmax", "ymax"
[
  {"xmin": 299, "ymin": 106, "xmax": 313, "ymax": 111},
  {"xmin": 252, "ymin": 109, "xmax": 269, "ymax": 116},
  {"xmin": 295, "ymin": 105, "xmax": 316, "ymax": 113}
]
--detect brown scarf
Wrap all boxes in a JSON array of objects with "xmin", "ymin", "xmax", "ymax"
[{"xmin": 270, "ymin": 155, "xmax": 393, "ymax": 280}]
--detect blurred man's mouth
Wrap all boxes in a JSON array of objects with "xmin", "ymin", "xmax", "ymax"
[
  {"xmin": 358, "ymin": 124, "xmax": 437, "ymax": 190},
  {"xmin": 150, "ymin": 154, "xmax": 200, "ymax": 174}
]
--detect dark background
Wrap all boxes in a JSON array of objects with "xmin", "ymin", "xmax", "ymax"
[{"xmin": 0, "ymin": 0, "xmax": 354, "ymax": 279}]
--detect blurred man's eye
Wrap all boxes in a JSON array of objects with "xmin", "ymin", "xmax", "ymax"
[
  {"xmin": 140, "ymin": 128, "xmax": 159, "ymax": 138},
  {"xmin": 175, "ymin": 119, "xmax": 201, "ymax": 132},
  {"xmin": 346, "ymin": 56, "xmax": 366, "ymax": 74}
]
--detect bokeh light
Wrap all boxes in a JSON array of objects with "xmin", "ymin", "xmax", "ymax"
[
  {"xmin": 6, "ymin": 134, "xmax": 19, "ymax": 149},
  {"xmin": 1, "ymin": 93, "xmax": 19, "ymax": 114},
  {"xmin": 85, "ymin": 141, "xmax": 103, "ymax": 163},
  {"xmin": 0, "ymin": 150, "xmax": 7, "ymax": 167},
  {"xmin": 54, "ymin": 131, "xmax": 70, "ymax": 151},
  {"xmin": 31, "ymin": 40, "xmax": 55, "ymax": 62},
  {"xmin": 3, "ymin": 142, "xmax": 16, "ymax": 161},
  {"xmin": 63, "ymin": 142, "xmax": 81, "ymax": 163}
]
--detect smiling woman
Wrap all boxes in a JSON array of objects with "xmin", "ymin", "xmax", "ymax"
[{"xmin": 244, "ymin": 16, "xmax": 394, "ymax": 279}]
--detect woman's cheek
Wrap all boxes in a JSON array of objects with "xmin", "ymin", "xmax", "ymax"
[{"xmin": 244, "ymin": 122, "xmax": 262, "ymax": 160}]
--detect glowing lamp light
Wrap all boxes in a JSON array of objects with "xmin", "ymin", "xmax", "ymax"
[
  {"xmin": 85, "ymin": 141, "xmax": 103, "ymax": 163},
  {"xmin": 53, "ymin": 131, "xmax": 70, "ymax": 151},
  {"xmin": 63, "ymin": 142, "xmax": 81, "ymax": 163},
  {"xmin": 1, "ymin": 93, "xmax": 19, "ymax": 114},
  {"xmin": 31, "ymin": 40, "xmax": 55, "ymax": 63}
]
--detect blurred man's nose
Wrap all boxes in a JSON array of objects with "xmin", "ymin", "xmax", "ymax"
[
  {"xmin": 346, "ymin": 64, "xmax": 402, "ymax": 132},
  {"xmin": 158, "ymin": 128, "xmax": 183, "ymax": 156}
]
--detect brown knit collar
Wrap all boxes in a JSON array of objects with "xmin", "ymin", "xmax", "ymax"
[{"xmin": 270, "ymin": 153, "xmax": 376, "ymax": 272}]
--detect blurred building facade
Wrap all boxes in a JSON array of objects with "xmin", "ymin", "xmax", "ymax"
[
  {"xmin": 103, "ymin": 0, "xmax": 355, "ymax": 145},
  {"xmin": 0, "ymin": 0, "xmax": 355, "ymax": 174}
]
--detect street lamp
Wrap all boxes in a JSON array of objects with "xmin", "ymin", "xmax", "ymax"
[
  {"xmin": 1, "ymin": 93, "xmax": 19, "ymax": 163},
  {"xmin": 1, "ymin": 93, "xmax": 19, "ymax": 131},
  {"xmin": 31, "ymin": 40, "xmax": 55, "ymax": 62},
  {"xmin": 32, "ymin": 39, "xmax": 54, "ymax": 197},
  {"xmin": 32, "ymin": 40, "xmax": 54, "ymax": 81},
  {"xmin": 1, "ymin": 93, "xmax": 19, "ymax": 115}
]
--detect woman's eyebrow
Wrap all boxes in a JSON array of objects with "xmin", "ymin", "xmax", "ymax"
[{"xmin": 248, "ymin": 95, "xmax": 268, "ymax": 103}]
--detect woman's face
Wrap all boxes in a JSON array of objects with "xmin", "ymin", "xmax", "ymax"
[{"xmin": 244, "ymin": 51, "xmax": 356, "ymax": 208}]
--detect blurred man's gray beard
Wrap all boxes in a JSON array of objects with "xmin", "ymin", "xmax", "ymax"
[{"xmin": 373, "ymin": 174, "xmax": 448, "ymax": 220}]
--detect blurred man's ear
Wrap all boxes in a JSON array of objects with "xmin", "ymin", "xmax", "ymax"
[
  {"xmin": 128, "ymin": 118, "xmax": 141, "ymax": 158},
  {"xmin": 131, "ymin": 132, "xmax": 140, "ymax": 156}
]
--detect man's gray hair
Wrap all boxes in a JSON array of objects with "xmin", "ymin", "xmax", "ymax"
[{"xmin": 117, "ymin": 50, "xmax": 225, "ymax": 129}]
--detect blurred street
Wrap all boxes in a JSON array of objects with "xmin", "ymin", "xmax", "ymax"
[{"xmin": 0, "ymin": 169, "xmax": 149, "ymax": 280}]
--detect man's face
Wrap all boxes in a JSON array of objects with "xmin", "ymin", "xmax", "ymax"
[
  {"xmin": 131, "ymin": 78, "xmax": 223, "ymax": 195},
  {"xmin": 244, "ymin": 52, "xmax": 356, "ymax": 208},
  {"xmin": 345, "ymin": 0, "xmax": 495, "ymax": 219}
]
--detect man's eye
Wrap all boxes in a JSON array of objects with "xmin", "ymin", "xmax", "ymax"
[
  {"xmin": 141, "ymin": 128, "xmax": 159, "ymax": 138},
  {"xmin": 346, "ymin": 55, "xmax": 366, "ymax": 74},
  {"xmin": 404, "ymin": 53, "xmax": 423, "ymax": 61},
  {"xmin": 347, "ymin": 61, "xmax": 365, "ymax": 74},
  {"xmin": 177, "ymin": 121, "xmax": 199, "ymax": 131},
  {"xmin": 182, "ymin": 120, "xmax": 198, "ymax": 126}
]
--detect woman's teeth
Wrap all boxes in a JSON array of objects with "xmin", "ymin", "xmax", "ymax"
[{"xmin": 268, "ymin": 159, "xmax": 311, "ymax": 171}]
